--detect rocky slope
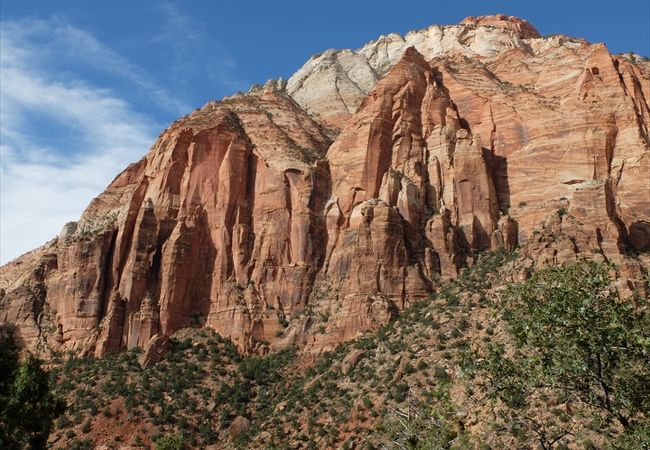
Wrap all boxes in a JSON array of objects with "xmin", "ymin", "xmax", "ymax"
[
  {"xmin": 43, "ymin": 251, "xmax": 650, "ymax": 450},
  {"xmin": 1, "ymin": 15, "xmax": 649, "ymax": 359}
]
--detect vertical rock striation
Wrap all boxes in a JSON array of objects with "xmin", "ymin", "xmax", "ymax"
[{"xmin": 1, "ymin": 15, "xmax": 648, "ymax": 357}]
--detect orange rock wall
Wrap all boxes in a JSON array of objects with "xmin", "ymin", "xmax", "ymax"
[{"xmin": 1, "ymin": 16, "xmax": 648, "ymax": 357}]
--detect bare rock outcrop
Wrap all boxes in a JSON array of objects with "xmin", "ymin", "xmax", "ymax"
[
  {"xmin": 227, "ymin": 416, "xmax": 251, "ymax": 439},
  {"xmin": 287, "ymin": 15, "xmax": 542, "ymax": 129},
  {"xmin": 138, "ymin": 334, "xmax": 171, "ymax": 368},
  {"xmin": 460, "ymin": 14, "xmax": 541, "ymax": 39},
  {"xmin": 1, "ymin": 15, "xmax": 648, "ymax": 358}
]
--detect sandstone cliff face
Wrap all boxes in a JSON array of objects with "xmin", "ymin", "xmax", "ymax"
[
  {"xmin": 286, "ymin": 15, "xmax": 539, "ymax": 130},
  {"xmin": 1, "ymin": 15, "xmax": 648, "ymax": 357},
  {"xmin": 1, "ymin": 90, "xmax": 333, "ymax": 355},
  {"xmin": 288, "ymin": 15, "xmax": 650, "ymax": 257}
]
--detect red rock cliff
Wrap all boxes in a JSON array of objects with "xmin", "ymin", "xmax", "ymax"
[{"xmin": 1, "ymin": 15, "xmax": 649, "ymax": 357}]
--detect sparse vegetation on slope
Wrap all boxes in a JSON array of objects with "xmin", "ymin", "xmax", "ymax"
[{"xmin": 46, "ymin": 251, "xmax": 649, "ymax": 449}]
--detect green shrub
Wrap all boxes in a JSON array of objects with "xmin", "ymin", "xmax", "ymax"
[
  {"xmin": 0, "ymin": 325, "xmax": 65, "ymax": 449},
  {"xmin": 81, "ymin": 418, "xmax": 91, "ymax": 433},
  {"xmin": 154, "ymin": 433, "xmax": 185, "ymax": 450},
  {"xmin": 68, "ymin": 438, "xmax": 93, "ymax": 450},
  {"xmin": 463, "ymin": 261, "xmax": 650, "ymax": 447},
  {"xmin": 390, "ymin": 383, "xmax": 410, "ymax": 403}
]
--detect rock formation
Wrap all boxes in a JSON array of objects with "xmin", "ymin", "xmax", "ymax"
[{"xmin": 1, "ymin": 15, "xmax": 648, "ymax": 358}]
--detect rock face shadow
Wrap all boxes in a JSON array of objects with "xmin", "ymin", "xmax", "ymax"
[
  {"xmin": 629, "ymin": 221, "xmax": 650, "ymax": 253},
  {"xmin": 486, "ymin": 149, "xmax": 511, "ymax": 214}
]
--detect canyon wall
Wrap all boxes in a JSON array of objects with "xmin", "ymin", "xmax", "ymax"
[{"xmin": 1, "ymin": 15, "xmax": 648, "ymax": 357}]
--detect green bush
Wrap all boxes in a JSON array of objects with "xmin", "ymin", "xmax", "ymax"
[
  {"xmin": 154, "ymin": 433, "xmax": 185, "ymax": 450},
  {"xmin": 0, "ymin": 325, "xmax": 65, "ymax": 449},
  {"xmin": 81, "ymin": 418, "xmax": 91, "ymax": 434},
  {"xmin": 501, "ymin": 261, "xmax": 649, "ymax": 428},
  {"xmin": 68, "ymin": 438, "xmax": 93, "ymax": 450},
  {"xmin": 463, "ymin": 261, "xmax": 650, "ymax": 447}
]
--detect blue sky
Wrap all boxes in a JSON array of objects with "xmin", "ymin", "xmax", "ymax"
[{"xmin": 1, "ymin": 0, "xmax": 649, "ymax": 263}]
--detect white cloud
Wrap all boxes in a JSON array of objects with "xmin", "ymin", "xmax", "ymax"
[
  {"xmin": 152, "ymin": 2, "xmax": 246, "ymax": 93},
  {"xmin": 0, "ymin": 19, "xmax": 160, "ymax": 264},
  {"xmin": 1, "ymin": 17, "xmax": 191, "ymax": 114}
]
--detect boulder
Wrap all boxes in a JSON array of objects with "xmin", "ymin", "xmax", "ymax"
[
  {"xmin": 138, "ymin": 334, "xmax": 171, "ymax": 368},
  {"xmin": 227, "ymin": 416, "xmax": 251, "ymax": 439}
]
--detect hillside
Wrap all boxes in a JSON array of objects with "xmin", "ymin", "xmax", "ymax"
[{"xmin": 46, "ymin": 248, "xmax": 649, "ymax": 449}]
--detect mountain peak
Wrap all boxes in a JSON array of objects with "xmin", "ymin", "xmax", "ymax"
[{"xmin": 460, "ymin": 14, "xmax": 541, "ymax": 39}]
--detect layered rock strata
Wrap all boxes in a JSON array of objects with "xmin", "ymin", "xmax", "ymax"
[{"xmin": 1, "ymin": 15, "xmax": 648, "ymax": 357}]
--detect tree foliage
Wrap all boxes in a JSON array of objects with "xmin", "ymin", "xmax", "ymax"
[
  {"xmin": 0, "ymin": 325, "xmax": 65, "ymax": 450},
  {"xmin": 463, "ymin": 261, "xmax": 650, "ymax": 448}
]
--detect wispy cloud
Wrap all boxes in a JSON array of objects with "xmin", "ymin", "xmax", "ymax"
[
  {"xmin": 151, "ymin": 2, "xmax": 247, "ymax": 93},
  {"xmin": 1, "ymin": 17, "xmax": 191, "ymax": 115},
  {"xmin": 0, "ymin": 18, "xmax": 158, "ymax": 264}
]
